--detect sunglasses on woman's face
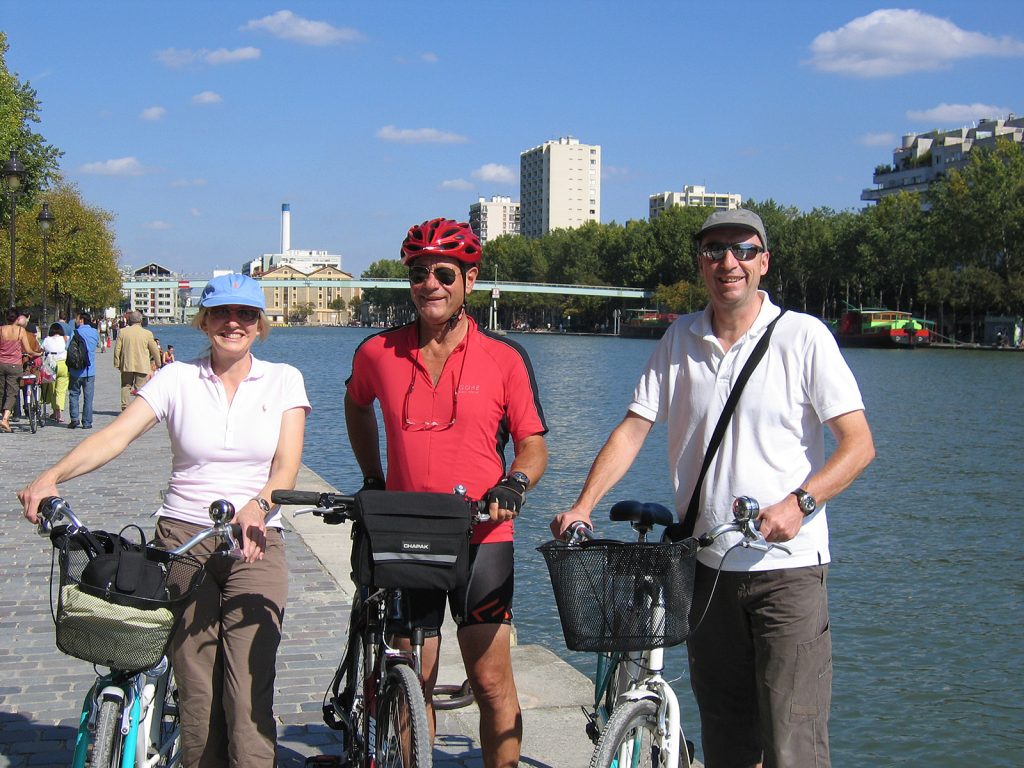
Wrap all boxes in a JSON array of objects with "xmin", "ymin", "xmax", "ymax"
[
  {"xmin": 208, "ymin": 306, "xmax": 261, "ymax": 323},
  {"xmin": 408, "ymin": 265, "xmax": 459, "ymax": 286}
]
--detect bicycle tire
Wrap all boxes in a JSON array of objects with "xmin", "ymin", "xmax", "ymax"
[
  {"xmin": 148, "ymin": 666, "xmax": 181, "ymax": 766},
  {"xmin": 90, "ymin": 696, "xmax": 122, "ymax": 768},
  {"xmin": 590, "ymin": 697, "xmax": 687, "ymax": 768},
  {"xmin": 375, "ymin": 664, "xmax": 431, "ymax": 768},
  {"xmin": 28, "ymin": 388, "xmax": 37, "ymax": 433}
]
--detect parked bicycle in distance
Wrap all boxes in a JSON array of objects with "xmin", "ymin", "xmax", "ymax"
[
  {"xmin": 36, "ymin": 496, "xmax": 246, "ymax": 767},
  {"xmin": 272, "ymin": 486, "xmax": 487, "ymax": 768},
  {"xmin": 539, "ymin": 496, "xmax": 791, "ymax": 768}
]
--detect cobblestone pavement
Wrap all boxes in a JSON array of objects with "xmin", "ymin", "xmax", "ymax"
[{"xmin": 0, "ymin": 352, "xmax": 596, "ymax": 767}]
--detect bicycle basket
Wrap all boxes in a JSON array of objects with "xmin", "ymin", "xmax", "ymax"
[
  {"xmin": 537, "ymin": 538, "xmax": 698, "ymax": 652},
  {"xmin": 51, "ymin": 529, "xmax": 204, "ymax": 671}
]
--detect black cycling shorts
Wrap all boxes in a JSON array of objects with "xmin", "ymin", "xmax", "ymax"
[{"xmin": 395, "ymin": 541, "xmax": 514, "ymax": 637}]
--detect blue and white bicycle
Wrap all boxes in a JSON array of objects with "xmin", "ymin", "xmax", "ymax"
[{"xmin": 37, "ymin": 496, "xmax": 243, "ymax": 767}]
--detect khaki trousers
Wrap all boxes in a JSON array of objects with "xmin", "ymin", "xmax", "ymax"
[
  {"xmin": 688, "ymin": 563, "xmax": 832, "ymax": 768},
  {"xmin": 120, "ymin": 371, "xmax": 149, "ymax": 410},
  {"xmin": 155, "ymin": 518, "xmax": 288, "ymax": 768}
]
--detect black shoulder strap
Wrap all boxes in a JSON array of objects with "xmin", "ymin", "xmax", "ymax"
[{"xmin": 678, "ymin": 309, "xmax": 787, "ymax": 539}]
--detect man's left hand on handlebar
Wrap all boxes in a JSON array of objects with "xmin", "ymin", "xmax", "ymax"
[
  {"xmin": 485, "ymin": 474, "xmax": 529, "ymax": 522},
  {"xmin": 549, "ymin": 507, "xmax": 593, "ymax": 539},
  {"xmin": 755, "ymin": 496, "xmax": 804, "ymax": 543}
]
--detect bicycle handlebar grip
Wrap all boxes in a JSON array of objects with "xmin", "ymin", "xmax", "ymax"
[
  {"xmin": 37, "ymin": 496, "xmax": 65, "ymax": 523},
  {"xmin": 271, "ymin": 490, "xmax": 323, "ymax": 506}
]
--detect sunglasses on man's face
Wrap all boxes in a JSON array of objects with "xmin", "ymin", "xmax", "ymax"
[
  {"xmin": 408, "ymin": 265, "xmax": 459, "ymax": 286},
  {"xmin": 208, "ymin": 306, "xmax": 261, "ymax": 323},
  {"xmin": 698, "ymin": 243, "xmax": 764, "ymax": 262}
]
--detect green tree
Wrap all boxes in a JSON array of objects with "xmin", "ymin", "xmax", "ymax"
[
  {"xmin": 860, "ymin": 192, "xmax": 926, "ymax": 310},
  {"xmin": 0, "ymin": 32, "xmax": 63, "ymax": 217}
]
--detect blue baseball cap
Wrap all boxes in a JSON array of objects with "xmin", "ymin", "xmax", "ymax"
[{"xmin": 199, "ymin": 273, "xmax": 266, "ymax": 310}]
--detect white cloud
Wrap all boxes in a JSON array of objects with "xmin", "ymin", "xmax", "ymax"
[
  {"xmin": 146, "ymin": 220, "xmax": 172, "ymax": 230},
  {"xmin": 205, "ymin": 47, "xmax": 261, "ymax": 65},
  {"xmin": 907, "ymin": 102, "xmax": 1011, "ymax": 123},
  {"xmin": 192, "ymin": 91, "xmax": 222, "ymax": 105},
  {"xmin": 79, "ymin": 157, "xmax": 146, "ymax": 176},
  {"xmin": 808, "ymin": 9, "xmax": 1024, "ymax": 77},
  {"xmin": 241, "ymin": 10, "xmax": 362, "ymax": 45},
  {"xmin": 421, "ymin": 52, "xmax": 439, "ymax": 63},
  {"xmin": 190, "ymin": 208, "xmax": 202, "ymax": 217},
  {"xmin": 601, "ymin": 165, "xmax": 632, "ymax": 181},
  {"xmin": 171, "ymin": 178, "xmax": 208, "ymax": 188},
  {"xmin": 471, "ymin": 163, "xmax": 515, "ymax": 184},
  {"xmin": 140, "ymin": 106, "xmax": 167, "ymax": 122},
  {"xmin": 858, "ymin": 132, "xmax": 897, "ymax": 147},
  {"xmin": 155, "ymin": 47, "xmax": 260, "ymax": 68},
  {"xmin": 440, "ymin": 178, "xmax": 473, "ymax": 191},
  {"xmin": 376, "ymin": 125, "xmax": 469, "ymax": 144}
]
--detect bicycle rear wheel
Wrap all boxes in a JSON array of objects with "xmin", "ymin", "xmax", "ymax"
[
  {"xmin": 590, "ymin": 698, "xmax": 686, "ymax": 768},
  {"xmin": 90, "ymin": 696, "xmax": 123, "ymax": 767},
  {"xmin": 28, "ymin": 387, "xmax": 37, "ymax": 433},
  {"xmin": 375, "ymin": 664, "xmax": 431, "ymax": 768}
]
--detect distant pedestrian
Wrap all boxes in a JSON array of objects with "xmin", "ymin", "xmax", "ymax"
[
  {"xmin": 41, "ymin": 323, "xmax": 69, "ymax": 423},
  {"xmin": 1, "ymin": 309, "xmax": 42, "ymax": 433},
  {"xmin": 113, "ymin": 311, "xmax": 161, "ymax": 411},
  {"xmin": 163, "ymin": 344, "xmax": 175, "ymax": 366},
  {"xmin": 67, "ymin": 312, "xmax": 99, "ymax": 429}
]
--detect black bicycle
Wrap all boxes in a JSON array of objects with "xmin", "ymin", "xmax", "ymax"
[{"xmin": 273, "ymin": 488, "xmax": 486, "ymax": 768}]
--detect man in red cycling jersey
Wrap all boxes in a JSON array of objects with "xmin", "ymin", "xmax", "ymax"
[{"xmin": 345, "ymin": 217, "xmax": 548, "ymax": 768}]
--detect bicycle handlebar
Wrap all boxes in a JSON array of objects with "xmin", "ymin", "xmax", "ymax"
[
  {"xmin": 271, "ymin": 487, "xmax": 491, "ymax": 524},
  {"xmin": 36, "ymin": 497, "xmax": 248, "ymax": 559}
]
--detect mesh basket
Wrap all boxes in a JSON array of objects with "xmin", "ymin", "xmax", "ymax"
[
  {"xmin": 537, "ymin": 538, "xmax": 698, "ymax": 652},
  {"xmin": 52, "ymin": 530, "xmax": 204, "ymax": 671}
]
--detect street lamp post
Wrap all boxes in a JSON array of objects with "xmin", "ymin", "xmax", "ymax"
[
  {"xmin": 4, "ymin": 149, "xmax": 27, "ymax": 310},
  {"xmin": 37, "ymin": 201, "xmax": 55, "ymax": 326}
]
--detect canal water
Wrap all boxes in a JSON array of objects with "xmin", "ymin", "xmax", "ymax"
[{"xmin": 151, "ymin": 323, "xmax": 1023, "ymax": 766}]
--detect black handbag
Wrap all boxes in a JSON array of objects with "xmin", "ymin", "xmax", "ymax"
[
  {"xmin": 77, "ymin": 525, "xmax": 171, "ymax": 610},
  {"xmin": 350, "ymin": 491, "xmax": 473, "ymax": 591}
]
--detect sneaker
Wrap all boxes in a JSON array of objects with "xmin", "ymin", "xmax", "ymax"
[
  {"xmin": 82, "ymin": 424, "xmax": 93, "ymax": 429},
  {"xmin": 68, "ymin": 420, "xmax": 79, "ymax": 429}
]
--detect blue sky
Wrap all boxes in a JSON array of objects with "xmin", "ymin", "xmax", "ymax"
[{"xmin": 4, "ymin": 1, "xmax": 1023, "ymax": 278}]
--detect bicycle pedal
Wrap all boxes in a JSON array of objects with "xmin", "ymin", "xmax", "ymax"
[{"xmin": 321, "ymin": 704, "xmax": 345, "ymax": 731}]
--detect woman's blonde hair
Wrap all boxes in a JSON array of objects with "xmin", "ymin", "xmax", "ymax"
[{"xmin": 192, "ymin": 306, "xmax": 271, "ymax": 341}]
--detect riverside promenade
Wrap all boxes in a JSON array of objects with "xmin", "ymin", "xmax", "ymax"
[{"xmin": 0, "ymin": 353, "xmax": 596, "ymax": 766}]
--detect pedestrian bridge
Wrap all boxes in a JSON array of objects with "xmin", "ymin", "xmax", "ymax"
[{"xmin": 122, "ymin": 276, "xmax": 651, "ymax": 299}]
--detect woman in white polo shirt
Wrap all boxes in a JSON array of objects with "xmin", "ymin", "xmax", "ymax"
[{"xmin": 19, "ymin": 273, "xmax": 309, "ymax": 767}]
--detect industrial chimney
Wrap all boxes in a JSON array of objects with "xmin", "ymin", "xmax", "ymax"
[{"xmin": 281, "ymin": 203, "xmax": 291, "ymax": 254}]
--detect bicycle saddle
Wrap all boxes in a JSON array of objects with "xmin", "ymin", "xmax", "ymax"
[{"xmin": 609, "ymin": 500, "xmax": 674, "ymax": 528}]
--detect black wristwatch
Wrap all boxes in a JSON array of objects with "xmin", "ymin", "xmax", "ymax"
[
  {"xmin": 253, "ymin": 496, "xmax": 272, "ymax": 514},
  {"xmin": 791, "ymin": 488, "xmax": 817, "ymax": 516},
  {"xmin": 507, "ymin": 471, "xmax": 530, "ymax": 489}
]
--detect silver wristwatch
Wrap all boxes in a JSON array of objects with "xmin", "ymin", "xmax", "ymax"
[
  {"xmin": 791, "ymin": 488, "xmax": 817, "ymax": 516},
  {"xmin": 253, "ymin": 496, "xmax": 272, "ymax": 514}
]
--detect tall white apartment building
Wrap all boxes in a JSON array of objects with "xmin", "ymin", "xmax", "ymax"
[
  {"xmin": 468, "ymin": 196, "xmax": 521, "ymax": 244},
  {"xmin": 123, "ymin": 263, "xmax": 182, "ymax": 323},
  {"xmin": 520, "ymin": 136, "xmax": 601, "ymax": 238},
  {"xmin": 649, "ymin": 185, "xmax": 742, "ymax": 219},
  {"xmin": 862, "ymin": 114, "xmax": 1024, "ymax": 204}
]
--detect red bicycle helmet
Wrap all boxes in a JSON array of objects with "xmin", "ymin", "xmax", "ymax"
[{"xmin": 400, "ymin": 218, "xmax": 482, "ymax": 265}]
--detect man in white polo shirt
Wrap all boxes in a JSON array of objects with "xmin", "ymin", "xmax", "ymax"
[{"xmin": 552, "ymin": 209, "xmax": 875, "ymax": 767}]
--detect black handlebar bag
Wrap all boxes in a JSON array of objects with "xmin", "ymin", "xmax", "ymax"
[{"xmin": 350, "ymin": 491, "xmax": 472, "ymax": 591}]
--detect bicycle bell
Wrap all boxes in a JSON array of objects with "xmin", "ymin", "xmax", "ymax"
[{"xmin": 732, "ymin": 496, "xmax": 759, "ymax": 522}]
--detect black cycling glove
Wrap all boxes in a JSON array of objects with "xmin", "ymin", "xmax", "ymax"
[{"xmin": 485, "ymin": 474, "xmax": 528, "ymax": 514}]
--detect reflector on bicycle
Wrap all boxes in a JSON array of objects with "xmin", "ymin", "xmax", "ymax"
[{"xmin": 538, "ymin": 538, "xmax": 699, "ymax": 652}]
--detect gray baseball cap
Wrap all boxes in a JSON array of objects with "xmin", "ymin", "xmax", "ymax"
[{"xmin": 694, "ymin": 208, "xmax": 769, "ymax": 250}]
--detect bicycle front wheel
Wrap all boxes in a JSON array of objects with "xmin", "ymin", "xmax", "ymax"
[
  {"xmin": 590, "ymin": 698, "xmax": 685, "ymax": 768},
  {"xmin": 147, "ymin": 666, "xmax": 181, "ymax": 766},
  {"xmin": 90, "ymin": 696, "xmax": 122, "ymax": 767},
  {"xmin": 375, "ymin": 664, "xmax": 431, "ymax": 768}
]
